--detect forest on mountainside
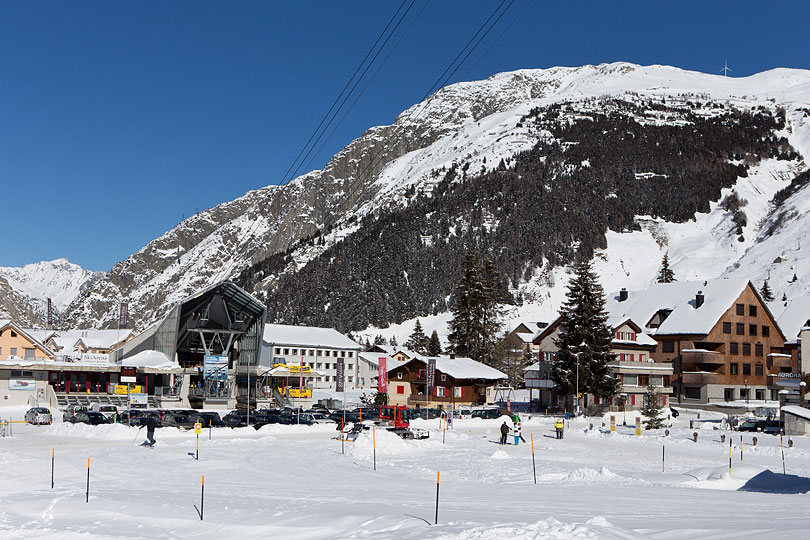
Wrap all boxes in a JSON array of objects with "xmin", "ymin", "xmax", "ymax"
[{"xmin": 238, "ymin": 100, "xmax": 796, "ymax": 333}]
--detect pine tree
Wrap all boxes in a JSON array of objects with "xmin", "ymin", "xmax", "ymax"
[
  {"xmin": 552, "ymin": 258, "xmax": 619, "ymax": 404},
  {"xmin": 448, "ymin": 249, "xmax": 503, "ymax": 366},
  {"xmin": 389, "ymin": 336, "xmax": 398, "ymax": 348},
  {"xmin": 657, "ymin": 252, "xmax": 676, "ymax": 283},
  {"xmin": 760, "ymin": 279, "xmax": 774, "ymax": 302},
  {"xmin": 427, "ymin": 330, "xmax": 442, "ymax": 356},
  {"xmin": 640, "ymin": 382, "xmax": 664, "ymax": 429},
  {"xmin": 406, "ymin": 319, "xmax": 429, "ymax": 354}
]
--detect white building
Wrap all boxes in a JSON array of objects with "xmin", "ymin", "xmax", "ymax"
[{"xmin": 260, "ymin": 324, "xmax": 364, "ymax": 390}]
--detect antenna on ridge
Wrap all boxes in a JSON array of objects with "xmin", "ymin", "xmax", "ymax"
[{"xmin": 720, "ymin": 60, "xmax": 732, "ymax": 77}]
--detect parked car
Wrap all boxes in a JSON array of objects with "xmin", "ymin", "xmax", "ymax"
[
  {"xmin": 471, "ymin": 408, "xmax": 507, "ymax": 420},
  {"xmin": 738, "ymin": 419, "xmax": 768, "ymax": 432},
  {"xmin": 74, "ymin": 412, "xmax": 110, "ymax": 425},
  {"xmin": 352, "ymin": 407, "xmax": 379, "ymax": 419},
  {"xmin": 329, "ymin": 411, "xmax": 361, "ymax": 424},
  {"xmin": 310, "ymin": 413, "xmax": 336, "ymax": 424},
  {"xmin": 277, "ymin": 413, "xmax": 314, "ymax": 425},
  {"xmin": 63, "ymin": 405, "xmax": 88, "ymax": 423},
  {"xmin": 763, "ymin": 420, "xmax": 784, "ymax": 435},
  {"xmin": 25, "ymin": 407, "xmax": 53, "ymax": 425},
  {"xmin": 198, "ymin": 411, "xmax": 227, "ymax": 428},
  {"xmin": 90, "ymin": 403, "xmax": 118, "ymax": 420},
  {"xmin": 412, "ymin": 408, "xmax": 444, "ymax": 420}
]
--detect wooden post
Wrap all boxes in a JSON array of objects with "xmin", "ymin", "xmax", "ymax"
[
  {"xmin": 434, "ymin": 471, "xmax": 440, "ymax": 525},
  {"xmin": 531, "ymin": 433, "xmax": 537, "ymax": 484}
]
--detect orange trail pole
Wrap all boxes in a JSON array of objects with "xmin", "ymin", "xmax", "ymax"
[
  {"xmin": 434, "ymin": 471, "xmax": 440, "ymax": 525},
  {"xmin": 86, "ymin": 458, "xmax": 90, "ymax": 503},
  {"xmin": 51, "ymin": 448, "xmax": 55, "ymax": 489},
  {"xmin": 200, "ymin": 475, "xmax": 205, "ymax": 521},
  {"xmin": 531, "ymin": 433, "xmax": 537, "ymax": 484},
  {"xmin": 372, "ymin": 426, "xmax": 376, "ymax": 471}
]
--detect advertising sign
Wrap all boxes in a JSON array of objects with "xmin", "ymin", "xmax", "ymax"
[
  {"xmin": 120, "ymin": 366, "xmax": 137, "ymax": 383},
  {"xmin": 377, "ymin": 357, "xmax": 388, "ymax": 393},
  {"xmin": 335, "ymin": 358, "xmax": 345, "ymax": 392},
  {"xmin": 288, "ymin": 364, "xmax": 311, "ymax": 373},
  {"xmin": 114, "ymin": 385, "xmax": 142, "ymax": 395},
  {"xmin": 426, "ymin": 358, "xmax": 436, "ymax": 395},
  {"xmin": 610, "ymin": 415, "xmax": 616, "ymax": 432},
  {"xmin": 55, "ymin": 353, "xmax": 110, "ymax": 368},
  {"xmin": 119, "ymin": 302, "xmax": 129, "ymax": 329},
  {"xmin": 9, "ymin": 378, "xmax": 36, "ymax": 391},
  {"xmin": 204, "ymin": 355, "xmax": 229, "ymax": 381},
  {"xmin": 129, "ymin": 392, "xmax": 148, "ymax": 406}
]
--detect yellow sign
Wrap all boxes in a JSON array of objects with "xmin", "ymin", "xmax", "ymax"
[
  {"xmin": 114, "ymin": 385, "xmax": 142, "ymax": 395},
  {"xmin": 288, "ymin": 365, "xmax": 311, "ymax": 374},
  {"xmin": 635, "ymin": 416, "xmax": 642, "ymax": 437},
  {"xmin": 194, "ymin": 422, "xmax": 202, "ymax": 434},
  {"xmin": 288, "ymin": 388, "xmax": 312, "ymax": 398},
  {"xmin": 610, "ymin": 415, "xmax": 616, "ymax": 433}
]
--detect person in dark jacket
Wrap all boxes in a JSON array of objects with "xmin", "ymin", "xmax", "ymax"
[
  {"xmin": 499, "ymin": 421, "xmax": 510, "ymax": 445},
  {"xmin": 146, "ymin": 415, "xmax": 157, "ymax": 446}
]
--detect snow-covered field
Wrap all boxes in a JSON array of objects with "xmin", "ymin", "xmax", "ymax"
[{"xmin": 1, "ymin": 407, "xmax": 809, "ymax": 539}]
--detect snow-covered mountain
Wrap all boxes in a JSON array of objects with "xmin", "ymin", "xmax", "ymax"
[
  {"xmin": 9, "ymin": 62, "xmax": 809, "ymax": 334},
  {"xmin": 0, "ymin": 258, "xmax": 99, "ymax": 324}
]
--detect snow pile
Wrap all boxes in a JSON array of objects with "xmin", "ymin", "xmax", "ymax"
[
  {"xmin": 47, "ymin": 422, "xmax": 137, "ymax": 440},
  {"xmin": 489, "ymin": 449, "xmax": 510, "ymax": 460},
  {"xmin": 561, "ymin": 467, "xmax": 620, "ymax": 484},
  {"xmin": 350, "ymin": 427, "xmax": 428, "ymax": 460},
  {"xmin": 121, "ymin": 350, "xmax": 179, "ymax": 371},
  {"xmin": 433, "ymin": 516, "xmax": 624, "ymax": 539}
]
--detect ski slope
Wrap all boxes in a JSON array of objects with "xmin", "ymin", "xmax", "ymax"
[{"xmin": 1, "ymin": 406, "xmax": 808, "ymax": 538}]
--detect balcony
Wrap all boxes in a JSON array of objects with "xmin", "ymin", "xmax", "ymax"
[
  {"xmin": 681, "ymin": 350, "xmax": 725, "ymax": 365},
  {"xmin": 680, "ymin": 372, "xmax": 721, "ymax": 385},
  {"xmin": 609, "ymin": 361, "xmax": 673, "ymax": 374}
]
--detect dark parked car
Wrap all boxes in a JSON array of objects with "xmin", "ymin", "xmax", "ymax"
[
  {"xmin": 198, "ymin": 411, "xmax": 226, "ymax": 428},
  {"xmin": 412, "ymin": 408, "xmax": 444, "ymax": 420},
  {"xmin": 63, "ymin": 405, "xmax": 88, "ymax": 423},
  {"xmin": 74, "ymin": 412, "xmax": 110, "ymax": 425},
  {"xmin": 277, "ymin": 413, "xmax": 314, "ymax": 425},
  {"xmin": 763, "ymin": 420, "xmax": 784, "ymax": 435},
  {"xmin": 329, "ymin": 411, "xmax": 361, "ymax": 424},
  {"xmin": 738, "ymin": 419, "xmax": 768, "ymax": 432},
  {"xmin": 471, "ymin": 408, "xmax": 507, "ymax": 420}
]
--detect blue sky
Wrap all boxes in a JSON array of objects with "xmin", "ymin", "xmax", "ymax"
[{"xmin": 2, "ymin": 1, "xmax": 809, "ymax": 271}]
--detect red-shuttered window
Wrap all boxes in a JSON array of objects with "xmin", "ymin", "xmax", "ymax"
[{"xmin": 396, "ymin": 385, "xmax": 405, "ymax": 394}]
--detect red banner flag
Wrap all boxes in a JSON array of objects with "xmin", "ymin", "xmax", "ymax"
[{"xmin": 377, "ymin": 357, "xmax": 388, "ymax": 393}]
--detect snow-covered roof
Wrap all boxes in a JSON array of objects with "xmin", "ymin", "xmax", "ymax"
[
  {"xmin": 606, "ymin": 278, "xmax": 757, "ymax": 335},
  {"xmin": 0, "ymin": 320, "xmax": 54, "ymax": 358},
  {"xmin": 515, "ymin": 332, "xmax": 537, "ymax": 344},
  {"xmin": 121, "ymin": 350, "xmax": 181, "ymax": 371},
  {"xmin": 262, "ymin": 324, "xmax": 361, "ymax": 350},
  {"xmin": 775, "ymin": 295, "xmax": 810, "ymax": 343},
  {"xmin": 358, "ymin": 351, "xmax": 392, "ymax": 367},
  {"xmin": 782, "ymin": 405, "xmax": 810, "ymax": 422},
  {"xmin": 43, "ymin": 329, "xmax": 134, "ymax": 352},
  {"xmin": 390, "ymin": 355, "xmax": 506, "ymax": 381}
]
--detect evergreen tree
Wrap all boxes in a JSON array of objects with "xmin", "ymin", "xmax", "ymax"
[
  {"xmin": 448, "ymin": 249, "xmax": 503, "ymax": 366},
  {"xmin": 427, "ymin": 330, "xmax": 443, "ymax": 356},
  {"xmin": 760, "ymin": 279, "xmax": 774, "ymax": 302},
  {"xmin": 640, "ymin": 382, "xmax": 664, "ymax": 429},
  {"xmin": 389, "ymin": 336, "xmax": 398, "ymax": 348},
  {"xmin": 406, "ymin": 319, "xmax": 429, "ymax": 354},
  {"xmin": 782, "ymin": 293, "xmax": 788, "ymax": 303},
  {"xmin": 657, "ymin": 252, "xmax": 676, "ymax": 283},
  {"xmin": 551, "ymin": 258, "xmax": 619, "ymax": 404}
]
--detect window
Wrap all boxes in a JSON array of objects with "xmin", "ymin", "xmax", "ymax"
[
  {"xmin": 740, "ymin": 388, "xmax": 749, "ymax": 400},
  {"xmin": 743, "ymin": 343, "xmax": 751, "ymax": 356},
  {"xmin": 755, "ymin": 389, "xmax": 765, "ymax": 400},
  {"xmin": 348, "ymin": 376, "xmax": 353, "ymax": 382},
  {"xmin": 417, "ymin": 369, "xmax": 426, "ymax": 378},
  {"xmin": 316, "ymin": 363, "xmax": 322, "ymax": 369},
  {"xmin": 308, "ymin": 350, "xmax": 314, "ymax": 356},
  {"xmin": 755, "ymin": 343, "xmax": 763, "ymax": 356},
  {"xmin": 348, "ymin": 352, "xmax": 354, "ymax": 358},
  {"xmin": 736, "ymin": 303, "xmax": 744, "ymax": 316},
  {"xmin": 736, "ymin": 323, "xmax": 745, "ymax": 335},
  {"xmin": 749, "ymin": 305, "xmax": 757, "ymax": 317},
  {"xmin": 397, "ymin": 372, "xmax": 403, "ymax": 380},
  {"xmin": 396, "ymin": 385, "xmax": 405, "ymax": 394},
  {"xmin": 441, "ymin": 374, "xmax": 446, "ymax": 381},
  {"xmin": 743, "ymin": 363, "xmax": 751, "ymax": 375},
  {"xmin": 347, "ymin": 364, "xmax": 353, "ymax": 370},
  {"xmin": 292, "ymin": 349, "xmax": 298, "ymax": 355},
  {"xmin": 639, "ymin": 353, "xmax": 646, "ymax": 362},
  {"xmin": 283, "ymin": 348, "xmax": 289, "ymax": 355},
  {"xmin": 724, "ymin": 388, "xmax": 735, "ymax": 401},
  {"xmin": 10, "ymin": 347, "xmax": 17, "ymax": 357},
  {"xmin": 755, "ymin": 364, "xmax": 763, "ymax": 376},
  {"xmin": 730, "ymin": 363, "xmax": 738, "ymax": 375},
  {"xmin": 623, "ymin": 374, "xmax": 638, "ymax": 386},
  {"xmin": 650, "ymin": 375, "xmax": 663, "ymax": 386},
  {"xmin": 749, "ymin": 324, "xmax": 757, "ymax": 336},
  {"xmin": 340, "ymin": 351, "xmax": 346, "ymax": 358},
  {"xmin": 317, "ymin": 350, "xmax": 323, "ymax": 356},
  {"xmin": 762, "ymin": 326, "xmax": 770, "ymax": 337},
  {"xmin": 730, "ymin": 342, "xmax": 739, "ymax": 355},
  {"xmin": 454, "ymin": 387, "xmax": 464, "ymax": 398},
  {"xmin": 435, "ymin": 387, "xmax": 447, "ymax": 397},
  {"xmin": 274, "ymin": 348, "xmax": 281, "ymax": 354},
  {"xmin": 10, "ymin": 330, "xmax": 17, "ymax": 338},
  {"xmin": 722, "ymin": 322, "xmax": 731, "ymax": 334},
  {"xmin": 662, "ymin": 341, "xmax": 675, "ymax": 353},
  {"xmin": 24, "ymin": 348, "xmax": 36, "ymax": 359}
]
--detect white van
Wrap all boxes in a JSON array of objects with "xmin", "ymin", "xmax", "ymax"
[
  {"xmin": 90, "ymin": 403, "xmax": 118, "ymax": 420},
  {"xmin": 454, "ymin": 406, "xmax": 474, "ymax": 419}
]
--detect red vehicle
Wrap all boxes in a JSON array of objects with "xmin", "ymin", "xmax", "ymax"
[{"xmin": 377, "ymin": 406, "xmax": 429, "ymax": 439}]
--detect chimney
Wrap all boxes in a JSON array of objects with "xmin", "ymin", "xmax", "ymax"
[
  {"xmin": 619, "ymin": 288, "xmax": 628, "ymax": 302},
  {"xmin": 696, "ymin": 290, "xmax": 705, "ymax": 308},
  {"xmin": 449, "ymin": 353, "xmax": 455, "ymax": 359}
]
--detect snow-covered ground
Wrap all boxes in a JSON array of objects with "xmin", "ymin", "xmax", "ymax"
[{"xmin": 1, "ymin": 406, "xmax": 808, "ymax": 538}]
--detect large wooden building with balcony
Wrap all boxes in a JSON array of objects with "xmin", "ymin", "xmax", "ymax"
[
  {"xmin": 386, "ymin": 355, "xmax": 506, "ymax": 410},
  {"xmin": 527, "ymin": 312, "xmax": 671, "ymax": 411},
  {"xmin": 607, "ymin": 279, "xmax": 792, "ymax": 404}
]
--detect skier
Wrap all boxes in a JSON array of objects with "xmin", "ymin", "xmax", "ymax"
[
  {"xmin": 499, "ymin": 421, "xmax": 510, "ymax": 445},
  {"xmin": 554, "ymin": 417, "xmax": 565, "ymax": 440},
  {"xmin": 512, "ymin": 415, "xmax": 520, "ymax": 445},
  {"xmin": 145, "ymin": 415, "xmax": 157, "ymax": 447}
]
